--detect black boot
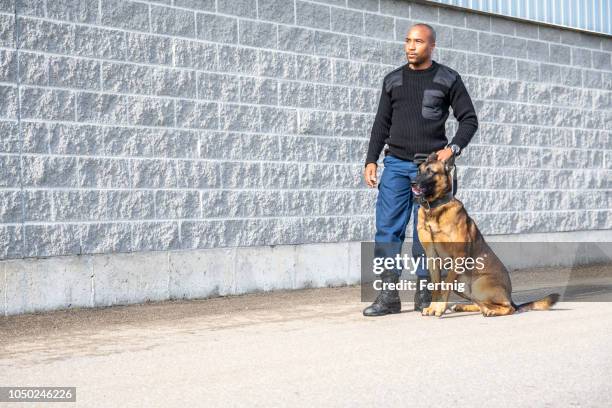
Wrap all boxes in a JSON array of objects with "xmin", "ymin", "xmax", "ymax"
[
  {"xmin": 414, "ymin": 275, "xmax": 432, "ymax": 312},
  {"xmin": 363, "ymin": 271, "xmax": 401, "ymax": 317}
]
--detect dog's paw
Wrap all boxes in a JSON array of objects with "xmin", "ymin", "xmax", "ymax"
[{"xmin": 422, "ymin": 303, "xmax": 446, "ymax": 317}]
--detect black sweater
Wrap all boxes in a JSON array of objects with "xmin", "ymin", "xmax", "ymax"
[{"xmin": 365, "ymin": 60, "xmax": 478, "ymax": 165}]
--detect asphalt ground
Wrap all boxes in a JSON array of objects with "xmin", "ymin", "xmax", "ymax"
[{"xmin": 1, "ymin": 263, "xmax": 611, "ymax": 407}]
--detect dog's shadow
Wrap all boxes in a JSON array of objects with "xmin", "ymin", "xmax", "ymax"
[{"xmin": 420, "ymin": 306, "xmax": 573, "ymax": 319}]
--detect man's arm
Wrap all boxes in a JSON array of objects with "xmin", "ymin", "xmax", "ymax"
[
  {"xmin": 447, "ymin": 75, "xmax": 478, "ymax": 150},
  {"xmin": 365, "ymin": 81, "xmax": 392, "ymax": 166}
]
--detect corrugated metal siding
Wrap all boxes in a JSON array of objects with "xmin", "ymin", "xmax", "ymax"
[{"xmin": 426, "ymin": 0, "xmax": 612, "ymax": 35}]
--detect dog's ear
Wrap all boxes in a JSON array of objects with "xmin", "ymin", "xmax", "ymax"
[
  {"xmin": 444, "ymin": 154, "xmax": 455, "ymax": 171},
  {"xmin": 426, "ymin": 152, "xmax": 438, "ymax": 162}
]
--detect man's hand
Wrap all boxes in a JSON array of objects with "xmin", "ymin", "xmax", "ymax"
[
  {"xmin": 364, "ymin": 163, "xmax": 378, "ymax": 187},
  {"xmin": 436, "ymin": 147, "xmax": 453, "ymax": 162}
]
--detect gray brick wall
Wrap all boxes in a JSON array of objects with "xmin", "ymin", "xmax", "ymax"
[{"xmin": 0, "ymin": 0, "xmax": 610, "ymax": 259}]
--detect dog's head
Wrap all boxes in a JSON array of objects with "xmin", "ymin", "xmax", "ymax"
[{"xmin": 411, "ymin": 152, "xmax": 455, "ymax": 201}]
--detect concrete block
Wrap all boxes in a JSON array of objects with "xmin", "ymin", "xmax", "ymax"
[
  {"xmin": 297, "ymin": 110, "xmax": 334, "ymax": 135},
  {"xmin": 261, "ymin": 162, "xmax": 300, "ymax": 189},
  {"xmin": 126, "ymin": 96, "xmax": 174, "ymax": 127},
  {"xmin": 80, "ymin": 223, "xmax": 132, "ymax": 254},
  {"xmin": 151, "ymin": 68, "xmax": 196, "ymax": 98},
  {"xmin": 258, "ymin": 0, "xmax": 295, "ymax": 24},
  {"xmin": 151, "ymin": 5, "xmax": 196, "ymax": 37},
  {"xmin": 258, "ymin": 50, "xmax": 296, "ymax": 79},
  {"xmin": 21, "ymin": 155, "xmax": 78, "ymax": 187},
  {"xmin": 0, "ymin": 50, "xmax": 15, "ymax": 83},
  {"xmin": 174, "ymin": 0, "xmax": 214, "ymax": 11},
  {"xmin": 130, "ymin": 159, "xmax": 179, "ymax": 188},
  {"xmin": 331, "ymin": 8, "xmax": 364, "ymax": 35},
  {"xmin": 106, "ymin": 190, "xmax": 154, "ymax": 220},
  {"xmin": 314, "ymin": 31, "xmax": 348, "ymax": 59},
  {"xmin": 176, "ymin": 100, "xmax": 218, "ymax": 129},
  {"xmin": 20, "ymin": 87, "xmax": 74, "ymax": 121},
  {"xmin": 155, "ymin": 190, "xmax": 200, "ymax": 219},
  {"xmin": 0, "ymin": 120, "xmax": 19, "ymax": 153},
  {"xmin": 453, "ymin": 27, "xmax": 479, "ymax": 52},
  {"xmin": 364, "ymin": 13, "xmax": 394, "ymax": 40},
  {"xmin": 219, "ymin": 103, "xmax": 259, "ymax": 132},
  {"xmin": 18, "ymin": 52, "xmax": 48, "ymax": 86},
  {"xmin": 197, "ymin": 72, "xmax": 239, "ymax": 102},
  {"xmin": 175, "ymin": 160, "xmax": 220, "ymax": 189},
  {"xmin": 238, "ymin": 19, "xmax": 277, "ymax": 48},
  {"xmin": 75, "ymin": 26, "xmax": 126, "ymax": 60},
  {"xmin": 102, "ymin": 62, "xmax": 152, "ymax": 94},
  {"xmin": 22, "ymin": 190, "xmax": 51, "ymax": 222},
  {"xmin": 126, "ymin": 32, "xmax": 172, "ymax": 65},
  {"xmin": 0, "ymin": 190, "xmax": 21, "ymax": 223},
  {"xmin": 408, "ymin": 2, "xmax": 437, "ymax": 21},
  {"xmin": 0, "ymin": 14, "xmax": 13, "ymax": 48},
  {"xmin": 47, "ymin": 0, "xmax": 98, "ymax": 23},
  {"xmin": 278, "ymin": 26, "xmax": 315, "ymax": 54},
  {"xmin": 295, "ymin": 242, "xmax": 351, "ymax": 288},
  {"xmin": 174, "ymin": 39, "xmax": 217, "ymax": 71},
  {"xmin": 315, "ymin": 84, "xmax": 350, "ymax": 111},
  {"xmin": 52, "ymin": 190, "xmax": 107, "ymax": 222},
  {"xmin": 349, "ymin": 36, "xmax": 382, "ymax": 63},
  {"xmin": 102, "ymin": 127, "xmax": 155, "ymax": 157},
  {"xmin": 4, "ymin": 256, "xmax": 93, "ymax": 316},
  {"xmin": 517, "ymin": 60, "xmax": 539, "ymax": 82},
  {"xmin": 101, "ymin": 0, "xmax": 150, "ymax": 32},
  {"xmin": 234, "ymin": 246, "xmax": 295, "ymax": 294},
  {"xmin": 0, "ymin": 225, "xmax": 23, "ymax": 260},
  {"xmin": 218, "ymin": 46, "xmax": 258, "ymax": 75},
  {"xmin": 239, "ymin": 77, "xmax": 278, "ymax": 105},
  {"xmin": 296, "ymin": 55, "xmax": 332, "ymax": 83},
  {"xmin": 0, "ymin": 85, "xmax": 17, "ymax": 119},
  {"xmin": 24, "ymin": 223, "xmax": 82, "ymax": 257},
  {"xmin": 492, "ymin": 56, "xmax": 516, "ymax": 80},
  {"xmin": 466, "ymin": 13, "xmax": 490, "ymax": 31},
  {"xmin": 502, "ymin": 36, "xmax": 527, "ymax": 59},
  {"xmin": 169, "ymin": 248, "xmax": 235, "ymax": 299},
  {"xmin": 17, "ymin": 17, "xmax": 74, "ymax": 53},
  {"xmin": 217, "ymin": 0, "xmax": 256, "ymax": 18},
  {"xmin": 131, "ymin": 222, "xmax": 180, "ymax": 252},
  {"xmin": 478, "ymin": 32, "xmax": 504, "ymax": 55},
  {"xmin": 439, "ymin": 7, "xmax": 466, "ymax": 27},
  {"xmin": 196, "ymin": 13, "xmax": 237, "ymax": 43},
  {"xmin": 296, "ymin": 1, "xmax": 330, "ymax": 30},
  {"xmin": 76, "ymin": 92, "xmax": 126, "ymax": 124},
  {"xmin": 49, "ymin": 56, "xmax": 100, "ymax": 90},
  {"xmin": 260, "ymin": 106, "xmax": 297, "ymax": 134},
  {"xmin": 180, "ymin": 220, "xmax": 227, "ymax": 249},
  {"xmin": 77, "ymin": 157, "xmax": 131, "ymax": 188},
  {"xmin": 92, "ymin": 251, "xmax": 169, "ymax": 307},
  {"xmin": 592, "ymin": 51, "xmax": 612, "ymax": 71}
]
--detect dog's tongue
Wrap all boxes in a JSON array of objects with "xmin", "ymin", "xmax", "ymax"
[{"xmin": 411, "ymin": 186, "xmax": 423, "ymax": 196}]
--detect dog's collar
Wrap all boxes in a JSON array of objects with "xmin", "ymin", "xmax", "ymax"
[{"xmin": 416, "ymin": 192, "xmax": 454, "ymax": 212}]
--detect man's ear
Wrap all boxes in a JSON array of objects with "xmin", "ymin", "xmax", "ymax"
[
  {"xmin": 426, "ymin": 152, "xmax": 437, "ymax": 162},
  {"xmin": 444, "ymin": 154, "xmax": 455, "ymax": 170}
]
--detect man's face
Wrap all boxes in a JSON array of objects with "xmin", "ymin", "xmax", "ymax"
[{"xmin": 404, "ymin": 26, "xmax": 434, "ymax": 64}]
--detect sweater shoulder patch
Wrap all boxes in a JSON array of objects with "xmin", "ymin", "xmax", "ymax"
[
  {"xmin": 433, "ymin": 65, "xmax": 458, "ymax": 88},
  {"xmin": 384, "ymin": 67, "xmax": 403, "ymax": 93}
]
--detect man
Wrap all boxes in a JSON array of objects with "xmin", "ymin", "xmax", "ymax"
[{"xmin": 362, "ymin": 23, "xmax": 478, "ymax": 316}]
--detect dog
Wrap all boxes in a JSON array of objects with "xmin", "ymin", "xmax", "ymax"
[{"xmin": 410, "ymin": 152, "xmax": 559, "ymax": 317}]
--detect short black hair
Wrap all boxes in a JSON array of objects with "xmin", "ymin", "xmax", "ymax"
[{"xmin": 410, "ymin": 23, "xmax": 436, "ymax": 43}]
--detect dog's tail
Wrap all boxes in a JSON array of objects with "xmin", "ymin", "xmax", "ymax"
[{"xmin": 514, "ymin": 293, "xmax": 560, "ymax": 312}]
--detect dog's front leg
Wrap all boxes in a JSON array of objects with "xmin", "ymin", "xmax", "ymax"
[{"xmin": 422, "ymin": 270, "xmax": 457, "ymax": 317}]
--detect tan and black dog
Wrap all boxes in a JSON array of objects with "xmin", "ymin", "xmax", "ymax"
[{"xmin": 410, "ymin": 153, "xmax": 559, "ymax": 317}]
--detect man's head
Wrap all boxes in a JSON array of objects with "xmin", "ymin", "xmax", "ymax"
[{"xmin": 404, "ymin": 23, "xmax": 436, "ymax": 65}]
